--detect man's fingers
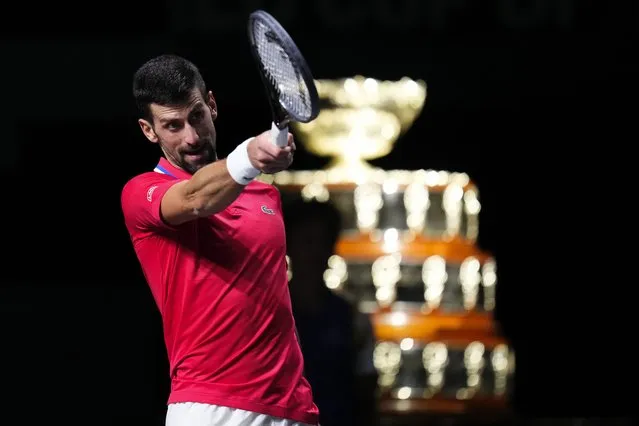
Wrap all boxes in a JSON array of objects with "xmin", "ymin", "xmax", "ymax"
[
  {"xmin": 258, "ymin": 142, "xmax": 281, "ymax": 159},
  {"xmin": 259, "ymin": 153, "xmax": 293, "ymax": 174},
  {"xmin": 249, "ymin": 130, "xmax": 295, "ymax": 174},
  {"xmin": 260, "ymin": 143, "xmax": 292, "ymax": 157}
]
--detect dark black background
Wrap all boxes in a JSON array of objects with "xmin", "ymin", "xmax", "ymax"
[{"xmin": 0, "ymin": 0, "xmax": 633, "ymax": 423}]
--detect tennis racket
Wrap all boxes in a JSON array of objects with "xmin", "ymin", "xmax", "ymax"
[{"xmin": 247, "ymin": 10, "xmax": 320, "ymax": 147}]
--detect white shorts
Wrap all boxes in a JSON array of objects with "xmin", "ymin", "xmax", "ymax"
[{"xmin": 166, "ymin": 402, "xmax": 316, "ymax": 426}]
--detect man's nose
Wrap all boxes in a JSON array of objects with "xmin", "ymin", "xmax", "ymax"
[{"xmin": 183, "ymin": 123, "xmax": 199, "ymax": 145}]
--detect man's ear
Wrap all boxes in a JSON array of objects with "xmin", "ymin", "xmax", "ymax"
[
  {"xmin": 207, "ymin": 91, "xmax": 218, "ymax": 121},
  {"xmin": 138, "ymin": 119, "xmax": 159, "ymax": 143}
]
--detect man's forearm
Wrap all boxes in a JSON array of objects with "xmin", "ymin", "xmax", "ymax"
[{"xmin": 184, "ymin": 158, "xmax": 248, "ymax": 216}]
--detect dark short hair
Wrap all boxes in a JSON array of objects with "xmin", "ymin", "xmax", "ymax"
[
  {"xmin": 283, "ymin": 197, "xmax": 342, "ymax": 249},
  {"xmin": 132, "ymin": 54, "xmax": 207, "ymax": 122}
]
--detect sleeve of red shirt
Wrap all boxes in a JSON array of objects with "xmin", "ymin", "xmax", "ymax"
[{"xmin": 121, "ymin": 173, "xmax": 184, "ymax": 236}]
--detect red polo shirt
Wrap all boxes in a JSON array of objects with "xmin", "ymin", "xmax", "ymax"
[{"xmin": 120, "ymin": 157, "xmax": 318, "ymax": 425}]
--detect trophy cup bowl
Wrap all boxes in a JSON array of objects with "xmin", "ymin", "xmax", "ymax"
[{"xmin": 293, "ymin": 76, "xmax": 427, "ymax": 178}]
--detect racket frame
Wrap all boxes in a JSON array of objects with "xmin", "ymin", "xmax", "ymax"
[{"xmin": 247, "ymin": 10, "xmax": 320, "ymax": 145}]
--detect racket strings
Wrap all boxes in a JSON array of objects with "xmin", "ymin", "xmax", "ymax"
[{"xmin": 253, "ymin": 22, "xmax": 312, "ymax": 119}]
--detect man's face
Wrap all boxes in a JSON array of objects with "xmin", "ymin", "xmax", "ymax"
[{"xmin": 138, "ymin": 88, "xmax": 218, "ymax": 174}]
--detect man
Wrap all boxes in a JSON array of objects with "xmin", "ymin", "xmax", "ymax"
[
  {"xmin": 120, "ymin": 54, "xmax": 319, "ymax": 426},
  {"xmin": 284, "ymin": 199, "xmax": 379, "ymax": 426}
]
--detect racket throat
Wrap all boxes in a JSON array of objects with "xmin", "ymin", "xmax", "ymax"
[
  {"xmin": 269, "ymin": 100, "xmax": 291, "ymax": 129},
  {"xmin": 272, "ymin": 116, "xmax": 290, "ymax": 130},
  {"xmin": 264, "ymin": 80, "xmax": 290, "ymax": 130}
]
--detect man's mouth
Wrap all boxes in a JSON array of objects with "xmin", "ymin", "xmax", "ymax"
[{"xmin": 185, "ymin": 145, "xmax": 207, "ymax": 157}]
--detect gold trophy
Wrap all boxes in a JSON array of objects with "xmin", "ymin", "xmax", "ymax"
[
  {"xmin": 266, "ymin": 76, "xmax": 514, "ymax": 420},
  {"xmin": 295, "ymin": 75, "xmax": 427, "ymax": 176}
]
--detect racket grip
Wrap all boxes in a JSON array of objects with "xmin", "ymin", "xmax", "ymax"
[{"xmin": 270, "ymin": 122, "xmax": 289, "ymax": 147}]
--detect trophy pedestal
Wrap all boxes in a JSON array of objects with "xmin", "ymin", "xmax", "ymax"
[{"xmin": 269, "ymin": 171, "xmax": 515, "ymax": 423}]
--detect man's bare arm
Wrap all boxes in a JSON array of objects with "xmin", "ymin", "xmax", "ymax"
[{"xmin": 160, "ymin": 132, "xmax": 294, "ymax": 226}]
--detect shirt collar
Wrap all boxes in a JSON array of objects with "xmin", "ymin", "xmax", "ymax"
[{"xmin": 153, "ymin": 157, "xmax": 192, "ymax": 180}]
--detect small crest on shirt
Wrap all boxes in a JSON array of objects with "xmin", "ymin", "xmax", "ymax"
[
  {"xmin": 261, "ymin": 205, "xmax": 275, "ymax": 215},
  {"xmin": 146, "ymin": 185, "xmax": 158, "ymax": 202}
]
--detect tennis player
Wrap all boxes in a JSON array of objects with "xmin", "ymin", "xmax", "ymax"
[{"xmin": 121, "ymin": 54, "xmax": 319, "ymax": 426}]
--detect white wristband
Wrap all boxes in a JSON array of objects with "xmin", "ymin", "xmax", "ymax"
[{"xmin": 226, "ymin": 138, "xmax": 260, "ymax": 185}]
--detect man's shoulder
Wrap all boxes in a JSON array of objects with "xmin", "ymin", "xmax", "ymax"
[
  {"xmin": 120, "ymin": 171, "xmax": 176, "ymax": 214},
  {"xmin": 122, "ymin": 172, "xmax": 173, "ymax": 196}
]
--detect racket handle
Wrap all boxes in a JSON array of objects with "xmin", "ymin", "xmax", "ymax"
[{"xmin": 270, "ymin": 122, "xmax": 289, "ymax": 147}]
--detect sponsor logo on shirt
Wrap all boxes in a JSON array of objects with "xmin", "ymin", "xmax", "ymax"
[
  {"xmin": 147, "ymin": 185, "xmax": 158, "ymax": 202},
  {"xmin": 261, "ymin": 205, "xmax": 275, "ymax": 215}
]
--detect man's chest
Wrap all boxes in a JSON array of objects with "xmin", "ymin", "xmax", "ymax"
[{"xmin": 197, "ymin": 186, "xmax": 286, "ymax": 255}]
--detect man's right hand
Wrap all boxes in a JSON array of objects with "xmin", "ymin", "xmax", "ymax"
[{"xmin": 247, "ymin": 130, "xmax": 296, "ymax": 174}]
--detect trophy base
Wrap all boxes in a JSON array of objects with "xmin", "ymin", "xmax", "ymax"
[
  {"xmin": 373, "ymin": 320, "xmax": 515, "ymax": 422},
  {"xmin": 379, "ymin": 396, "xmax": 515, "ymax": 426}
]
